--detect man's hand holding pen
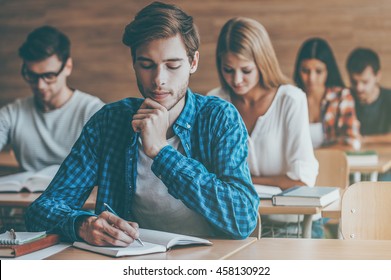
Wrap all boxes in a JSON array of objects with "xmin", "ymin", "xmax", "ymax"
[{"xmin": 76, "ymin": 211, "xmax": 141, "ymax": 247}]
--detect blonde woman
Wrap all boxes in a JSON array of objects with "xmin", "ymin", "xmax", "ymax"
[{"xmin": 208, "ymin": 17, "xmax": 322, "ymax": 238}]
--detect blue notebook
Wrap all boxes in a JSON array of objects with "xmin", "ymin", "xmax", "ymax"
[{"xmin": 272, "ymin": 186, "xmax": 340, "ymax": 207}]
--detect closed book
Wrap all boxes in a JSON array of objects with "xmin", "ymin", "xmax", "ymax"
[
  {"xmin": 253, "ymin": 184, "xmax": 282, "ymax": 199},
  {"xmin": 73, "ymin": 228, "xmax": 212, "ymax": 257},
  {"xmin": 345, "ymin": 150, "xmax": 378, "ymax": 166},
  {"xmin": 272, "ymin": 186, "xmax": 340, "ymax": 207},
  {"xmin": 0, "ymin": 234, "xmax": 60, "ymax": 257}
]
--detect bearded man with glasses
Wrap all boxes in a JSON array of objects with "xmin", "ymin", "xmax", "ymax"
[{"xmin": 0, "ymin": 26, "xmax": 104, "ymax": 172}]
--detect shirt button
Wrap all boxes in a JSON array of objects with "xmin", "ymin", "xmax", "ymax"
[{"xmin": 186, "ymin": 123, "xmax": 191, "ymax": 129}]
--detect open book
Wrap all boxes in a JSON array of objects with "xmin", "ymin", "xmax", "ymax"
[
  {"xmin": 73, "ymin": 228, "xmax": 212, "ymax": 257},
  {"xmin": 0, "ymin": 165, "xmax": 60, "ymax": 192}
]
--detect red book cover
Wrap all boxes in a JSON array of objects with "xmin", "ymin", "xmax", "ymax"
[{"xmin": 0, "ymin": 234, "xmax": 60, "ymax": 257}]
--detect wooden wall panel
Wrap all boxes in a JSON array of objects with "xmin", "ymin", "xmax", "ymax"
[{"xmin": 1, "ymin": 0, "xmax": 391, "ymax": 106}]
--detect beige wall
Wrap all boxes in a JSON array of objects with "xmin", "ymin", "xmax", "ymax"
[{"xmin": 1, "ymin": 0, "xmax": 391, "ymax": 106}]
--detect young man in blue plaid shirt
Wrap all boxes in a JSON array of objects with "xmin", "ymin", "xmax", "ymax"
[{"xmin": 26, "ymin": 1, "xmax": 259, "ymax": 246}]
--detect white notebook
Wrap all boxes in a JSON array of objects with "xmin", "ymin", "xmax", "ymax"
[{"xmin": 73, "ymin": 228, "xmax": 212, "ymax": 257}]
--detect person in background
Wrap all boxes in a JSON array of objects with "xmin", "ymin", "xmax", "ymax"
[
  {"xmin": 346, "ymin": 47, "xmax": 391, "ymax": 181},
  {"xmin": 26, "ymin": 2, "xmax": 259, "ymax": 246},
  {"xmin": 208, "ymin": 17, "xmax": 321, "ymax": 238},
  {"xmin": 346, "ymin": 47, "xmax": 391, "ymax": 144},
  {"xmin": 0, "ymin": 25, "xmax": 104, "ymax": 172},
  {"xmin": 293, "ymin": 37, "xmax": 361, "ymax": 150}
]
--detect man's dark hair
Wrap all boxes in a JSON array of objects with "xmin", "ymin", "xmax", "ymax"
[
  {"xmin": 122, "ymin": 1, "xmax": 199, "ymax": 63},
  {"xmin": 346, "ymin": 47, "xmax": 380, "ymax": 74},
  {"xmin": 18, "ymin": 25, "xmax": 71, "ymax": 63}
]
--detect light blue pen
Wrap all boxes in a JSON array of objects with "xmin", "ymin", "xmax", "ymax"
[{"xmin": 103, "ymin": 202, "xmax": 144, "ymax": 246}]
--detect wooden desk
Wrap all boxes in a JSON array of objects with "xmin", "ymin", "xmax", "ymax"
[
  {"xmin": 0, "ymin": 150, "xmax": 19, "ymax": 168},
  {"xmin": 0, "ymin": 191, "xmax": 96, "ymax": 210},
  {"xmin": 350, "ymin": 154, "xmax": 391, "ymax": 181},
  {"xmin": 321, "ymin": 199, "xmax": 341, "ymax": 219},
  {"xmin": 324, "ymin": 144, "xmax": 391, "ymax": 182},
  {"xmin": 0, "ymin": 191, "xmax": 96, "ymax": 230},
  {"xmin": 46, "ymin": 237, "xmax": 257, "ymax": 260},
  {"xmin": 259, "ymin": 200, "xmax": 322, "ymax": 238},
  {"xmin": 0, "ymin": 150, "xmax": 20, "ymax": 176},
  {"xmin": 225, "ymin": 238, "xmax": 391, "ymax": 260}
]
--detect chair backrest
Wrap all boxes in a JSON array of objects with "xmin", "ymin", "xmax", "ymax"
[
  {"xmin": 314, "ymin": 149, "xmax": 349, "ymax": 189},
  {"xmin": 341, "ymin": 182, "xmax": 391, "ymax": 240},
  {"xmin": 250, "ymin": 212, "xmax": 261, "ymax": 239}
]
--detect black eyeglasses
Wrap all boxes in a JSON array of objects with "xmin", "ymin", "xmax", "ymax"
[{"xmin": 21, "ymin": 60, "xmax": 66, "ymax": 84}]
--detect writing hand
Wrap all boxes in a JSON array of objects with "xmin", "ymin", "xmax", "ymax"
[{"xmin": 77, "ymin": 211, "xmax": 140, "ymax": 247}]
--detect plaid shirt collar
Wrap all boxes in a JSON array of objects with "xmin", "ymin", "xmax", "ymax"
[{"xmin": 174, "ymin": 88, "xmax": 197, "ymax": 131}]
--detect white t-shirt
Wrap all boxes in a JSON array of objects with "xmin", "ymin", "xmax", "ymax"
[
  {"xmin": 208, "ymin": 85, "xmax": 319, "ymax": 222},
  {"xmin": 310, "ymin": 122, "xmax": 324, "ymax": 149},
  {"xmin": 0, "ymin": 90, "xmax": 104, "ymax": 171},
  {"xmin": 132, "ymin": 136, "xmax": 214, "ymax": 236}
]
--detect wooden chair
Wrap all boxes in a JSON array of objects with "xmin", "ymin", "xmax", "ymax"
[
  {"xmin": 314, "ymin": 149, "xmax": 349, "ymax": 189},
  {"xmin": 250, "ymin": 212, "xmax": 261, "ymax": 239},
  {"xmin": 314, "ymin": 149, "xmax": 349, "ymax": 238},
  {"xmin": 341, "ymin": 181, "xmax": 391, "ymax": 240}
]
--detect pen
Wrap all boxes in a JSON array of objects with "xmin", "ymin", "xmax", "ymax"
[{"xmin": 103, "ymin": 202, "xmax": 144, "ymax": 246}]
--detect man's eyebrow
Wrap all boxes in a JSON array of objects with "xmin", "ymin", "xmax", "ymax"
[{"xmin": 136, "ymin": 56, "xmax": 184, "ymax": 62}]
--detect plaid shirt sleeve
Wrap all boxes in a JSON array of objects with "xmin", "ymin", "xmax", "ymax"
[
  {"xmin": 323, "ymin": 88, "xmax": 361, "ymax": 148},
  {"xmin": 25, "ymin": 113, "xmax": 101, "ymax": 241},
  {"xmin": 152, "ymin": 100, "xmax": 259, "ymax": 239},
  {"xmin": 337, "ymin": 89, "xmax": 361, "ymax": 147}
]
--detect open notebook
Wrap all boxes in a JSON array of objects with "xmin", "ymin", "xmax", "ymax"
[
  {"xmin": 73, "ymin": 228, "xmax": 212, "ymax": 257},
  {"xmin": 0, "ymin": 165, "xmax": 60, "ymax": 192}
]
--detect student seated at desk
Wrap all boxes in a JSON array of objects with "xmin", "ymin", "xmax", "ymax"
[
  {"xmin": 346, "ymin": 48, "xmax": 391, "ymax": 144},
  {"xmin": 293, "ymin": 38, "xmax": 361, "ymax": 150},
  {"xmin": 25, "ymin": 2, "xmax": 259, "ymax": 246},
  {"xmin": 207, "ymin": 17, "xmax": 321, "ymax": 238},
  {"xmin": 0, "ymin": 25, "xmax": 104, "ymax": 172},
  {"xmin": 346, "ymin": 48, "xmax": 391, "ymax": 181}
]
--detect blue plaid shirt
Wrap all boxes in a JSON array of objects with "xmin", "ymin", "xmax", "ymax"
[{"xmin": 25, "ymin": 89, "xmax": 259, "ymax": 240}]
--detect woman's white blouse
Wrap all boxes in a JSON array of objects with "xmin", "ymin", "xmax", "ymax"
[{"xmin": 208, "ymin": 85, "xmax": 318, "ymax": 187}]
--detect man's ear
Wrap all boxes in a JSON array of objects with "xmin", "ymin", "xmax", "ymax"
[
  {"xmin": 376, "ymin": 69, "xmax": 382, "ymax": 84},
  {"xmin": 190, "ymin": 51, "xmax": 199, "ymax": 74},
  {"xmin": 64, "ymin": 57, "xmax": 73, "ymax": 76}
]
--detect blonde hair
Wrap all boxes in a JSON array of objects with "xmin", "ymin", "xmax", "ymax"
[{"xmin": 216, "ymin": 17, "xmax": 289, "ymax": 90}]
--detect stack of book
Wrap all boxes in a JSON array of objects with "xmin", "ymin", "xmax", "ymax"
[
  {"xmin": 0, "ymin": 231, "xmax": 60, "ymax": 257},
  {"xmin": 345, "ymin": 150, "xmax": 378, "ymax": 166},
  {"xmin": 271, "ymin": 186, "xmax": 340, "ymax": 207}
]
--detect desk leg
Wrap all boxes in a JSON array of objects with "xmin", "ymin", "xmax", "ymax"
[
  {"xmin": 302, "ymin": 215, "xmax": 313, "ymax": 238},
  {"xmin": 352, "ymin": 172, "xmax": 361, "ymax": 183},
  {"xmin": 370, "ymin": 172, "xmax": 378, "ymax": 181}
]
